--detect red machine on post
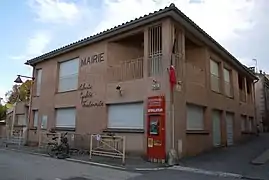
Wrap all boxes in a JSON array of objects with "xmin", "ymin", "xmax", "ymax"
[{"xmin": 147, "ymin": 96, "xmax": 166, "ymax": 163}]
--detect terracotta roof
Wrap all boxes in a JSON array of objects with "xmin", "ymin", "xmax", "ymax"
[{"xmin": 25, "ymin": 3, "xmax": 257, "ymax": 79}]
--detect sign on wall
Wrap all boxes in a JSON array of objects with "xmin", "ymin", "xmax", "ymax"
[
  {"xmin": 80, "ymin": 52, "xmax": 104, "ymax": 67},
  {"xmin": 79, "ymin": 82, "xmax": 104, "ymax": 108}
]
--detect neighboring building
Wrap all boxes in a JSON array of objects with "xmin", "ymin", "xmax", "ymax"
[
  {"xmin": 254, "ymin": 70, "xmax": 269, "ymax": 132},
  {"xmin": 25, "ymin": 4, "xmax": 257, "ymax": 159},
  {"xmin": 5, "ymin": 102, "xmax": 28, "ymax": 135}
]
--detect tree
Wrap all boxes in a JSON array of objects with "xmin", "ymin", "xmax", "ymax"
[
  {"xmin": 0, "ymin": 104, "xmax": 7, "ymax": 120},
  {"xmin": 5, "ymin": 80, "xmax": 33, "ymax": 104}
]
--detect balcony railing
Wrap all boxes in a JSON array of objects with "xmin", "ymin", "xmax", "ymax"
[
  {"xmin": 107, "ymin": 57, "xmax": 143, "ymax": 82},
  {"xmin": 148, "ymin": 53, "xmax": 162, "ymax": 76}
]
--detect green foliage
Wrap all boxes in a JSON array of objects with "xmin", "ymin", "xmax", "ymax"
[
  {"xmin": 5, "ymin": 80, "xmax": 33, "ymax": 104},
  {"xmin": 0, "ymin": 104, "xmax": 7, "ymax": 120}
]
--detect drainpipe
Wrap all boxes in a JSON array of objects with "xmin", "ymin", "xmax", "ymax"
[{"xmin": 253, "ymin": 78, "xmax": 259, "ymax": 131}]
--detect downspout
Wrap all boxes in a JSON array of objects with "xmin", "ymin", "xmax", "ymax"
[{"xmin": 253, "ymin": 78, "xmax": 259, "ymax": 131}]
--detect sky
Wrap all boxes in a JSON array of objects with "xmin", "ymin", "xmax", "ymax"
[{"xmin": 0, "ymin": 0, "xmax": 268, "ymax": 101}]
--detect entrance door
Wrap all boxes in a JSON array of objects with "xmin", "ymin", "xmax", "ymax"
[
  {"xmin": 226, "ymin": 113, "xmax": 234, "ymax": 146},
  {"xmin": 212, "ymin": 110, "xmax": 221, "ymax": 147}
]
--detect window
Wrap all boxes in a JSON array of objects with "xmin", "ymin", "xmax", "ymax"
[
  {"xmin": 210, "ymin": 59, "xmax": 220, "ymax": 92},
  {"xmin": 36, "ymin": 69, "xmax": 42, "ymax": 96},
  {"xmin": 186, "ymin": 104, "xmax": 204, "ymax": 130},
  {"xmin": 55, "ymin": 108, "xmax": 76, "ymax": 129},
  {"xmin": 17, "ymin": 115, "xmax": 26, "ymax": 126},
  {"xmin": 238, "ymin": 75, "xmax": 246, "ymax": 102},
  {"xmin": 224, "ymin": 68, "xmax": 232, "ymax": 97},
  {"xmin": 249, "ymin": 117, "xmax": 254, "ymax": 132},
  {"xmin": 241, "ymin": 115, "xmax": 247, "ymax": 131},
  {"xmin": 58, "ymin": 58, "xmax": 79, "ymax": 92},
  {"xmin": 108, "ymin": 103, "xmax": 144, "ymax": 129},
  {"xmin": 41, "ymin": 115, "xmax": 48, "ymax": 129},
  {"xmin": 33, "ymin": 110, "xmax": 39, "ymax": 128},
  {"xmin": 246, "ymin": 80, "xmax": 253, "ymax": 102},
  {"xmin": 148, "ymin": 25, "xmax": 162, "ymax": 76}
]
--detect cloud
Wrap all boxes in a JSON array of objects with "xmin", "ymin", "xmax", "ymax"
[
  {"xmin": 10, "ymin": 31, "xmax": 52, "ymax": 61},
  {"xmin": 93, "ymin": 0, "xmax": 254, "ymax": 42},
  {"xmin": 28, "ymin": 0, "xmax": 82, "ymax": 24}
]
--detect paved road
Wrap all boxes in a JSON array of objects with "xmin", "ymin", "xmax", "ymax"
[{"xmin": 0, "ymin": 149, "xmax": 241, "ymax": 180}]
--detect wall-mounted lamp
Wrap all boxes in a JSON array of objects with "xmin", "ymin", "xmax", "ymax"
[
  {"xmin": 176, "ymin": 81, "xmax": 183, "ymax": 92},
  {"xmin": 116, "ymin": 85, "xmax": 123, "ymax": 96},
  {"xmin": 152, "ymin": 79, "xmax": 160, "ymax": 90}
]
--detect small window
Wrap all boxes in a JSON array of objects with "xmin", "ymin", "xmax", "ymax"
[
  {"xmin": 224, "ymin": 68, "xmax": 233, "ymax": 97},
  {"xmin": 33, "ymin": 110, "xmax": 39, "ymax": 128},
  {"xmin": 249, "ymin": 117, "xmax": 254, "ymax": 132},
  {"xmin": 241, "ymin": 115, "xmax": 247, "ymax": 131},
  {"xmin": 58, "ymin": 58, "xmax": 79, "ymax": 92},
  {"xmin": 187, "ymin": 104, "xmax": 205, "ymax": 130},
  {"xmin": 17, "ymin": 115, "xmax": 26, "ymax": 126},
  {"xmin": 36, "ymin": 69, "xmax": 42, "ymax": 96},
  {"xmin": 41, "ymin": 115, "xmax": 48, "ymax": 129}
]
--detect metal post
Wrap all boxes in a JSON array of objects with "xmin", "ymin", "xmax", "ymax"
[{"xmin": 25, "ymin": 81, "xmax": 34, "ymax": 145}]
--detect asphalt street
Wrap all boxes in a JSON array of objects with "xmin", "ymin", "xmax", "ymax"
[{"xmin": 0, "ymin": 149, "xmax": 244, "ymax": 180}]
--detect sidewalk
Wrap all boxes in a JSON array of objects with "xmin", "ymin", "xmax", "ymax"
[
  {"xmin": 2, "ymin": 144, "xmax": 167, "ymax": 171},
  {"xmin": 176, "ymin": 134, "xmax": 269, "ymax": 180}
]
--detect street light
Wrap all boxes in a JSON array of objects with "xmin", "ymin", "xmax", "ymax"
[{"xmin": 14, "ymin": 74, "xmax": 35, "ymax": 146}]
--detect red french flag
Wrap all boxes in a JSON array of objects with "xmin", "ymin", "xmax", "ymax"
[{"xmin": 169, "ymin": 65, "xmax": 176, "ymax": 90}]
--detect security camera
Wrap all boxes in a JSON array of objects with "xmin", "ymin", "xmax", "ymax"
[{"xmin": 116, "ymin": 85, "xmax": 121, "ymax": 90}]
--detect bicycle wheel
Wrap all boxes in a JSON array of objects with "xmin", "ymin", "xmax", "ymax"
[{"xmin": 47, "ymin": 144, "xmax": 56, "ymax": 157}]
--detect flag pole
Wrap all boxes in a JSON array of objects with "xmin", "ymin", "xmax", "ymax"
[
  {"xmin": 171, "ymin": 28, "xmax": 176, "ymax": 150},
  {"xmin": 167, "ymin": 27, "xmax": 178, "ymax": 166}
]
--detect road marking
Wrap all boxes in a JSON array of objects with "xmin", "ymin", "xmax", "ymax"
[{"xmin": 55, "ymin": 178, "xmax": 61, "ymax": 180}]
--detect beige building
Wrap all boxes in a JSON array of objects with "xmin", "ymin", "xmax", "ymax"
[
  {"xmin": 5, "ymin": 102, "xmax": 29, "ymax": 134},
  {"xmin": 25, "ymin": 4, "xmax": 257, "ymax": 158}
]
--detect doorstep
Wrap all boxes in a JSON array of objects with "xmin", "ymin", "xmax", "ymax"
[{"xmin": 2, "ymin": 145, "xmax": 168, "ymax": 171}]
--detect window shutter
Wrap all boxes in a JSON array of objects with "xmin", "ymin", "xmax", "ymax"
[
  {"xmin": 210, "ymin": 60, "xmax": 219, "ymax": 76},
  {"xmin": 108, "ymin": 103, "xmax": 144, "ymax": 129},
  {"xmin": 187, "ymin": 104, "xmax": 204, "ymax": 130},
  {"xmin": 58, "ymin": 59, "xmax": 79, "ymax": 92},
  {"xmin": 56, "ymin": 108, "xmax": 76, "ymax": 128},
  {"xmin": 36, "ymin": 69, "xmax": 42, "ymax": 96},
  {"xmin": 33, "ymin": 110, "xmax": 39, "ymax": 127}
]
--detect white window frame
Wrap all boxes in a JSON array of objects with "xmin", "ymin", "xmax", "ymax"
[
  {"xmin": 186, "ymin": 104, "xmax": 205, "ymax": 130},
  {"xmin": 108, "ymin": 103, "xmax": 144, "ymax": 129},
  {"xmin": 33, "ymin": 110, "xmax": 39, "ymax": 128},
  {"xmin": 58, "ymin": 58, "xmax": 79, "ymax": 92},
  {"xmin": 36, "ymin": 69, "xmax": 42, "ymax": 96},
  {"xmin": 55, "ymin": 108, "xmax": 76, "ymax": 129},
  {"xmin": 210, "ymin": 59, "xmax": 220, "ymax": 92}
]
